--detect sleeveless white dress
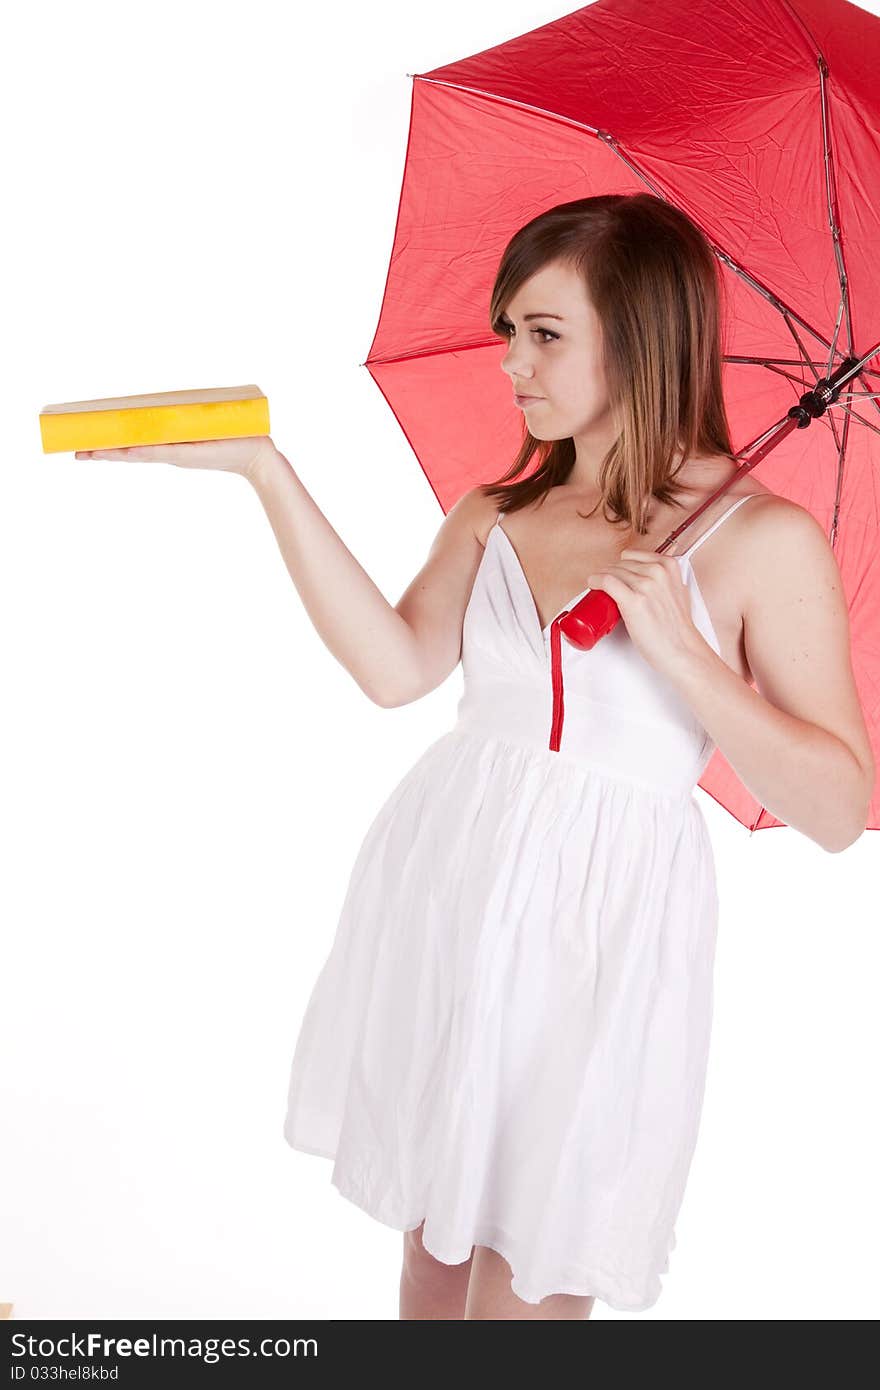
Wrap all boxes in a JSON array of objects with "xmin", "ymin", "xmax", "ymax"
[{"xmin": 283, "ymin": 493, "xmax": 757, "ymax": 1312}]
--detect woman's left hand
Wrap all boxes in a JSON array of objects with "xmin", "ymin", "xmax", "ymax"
[{"xmin": 585, "ymin": 549, "xmax": 710, "ymax": 677}]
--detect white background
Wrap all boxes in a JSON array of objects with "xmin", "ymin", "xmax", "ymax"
[{"xmin": 1, "ymin": 0, "xmax": 877, "ymax": 1321}]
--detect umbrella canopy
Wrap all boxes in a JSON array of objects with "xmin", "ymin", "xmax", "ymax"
[{"xmin": 362, "ymin": 0, "xmax": 880, "ymax": 834}]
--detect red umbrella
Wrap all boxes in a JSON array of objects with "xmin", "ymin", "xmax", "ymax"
[{"xmin": 362, "ymin": 0, "xmax": 880, "ymax": 835}]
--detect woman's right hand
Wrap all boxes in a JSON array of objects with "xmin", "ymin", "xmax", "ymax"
[{"xmin": 74, "ymin": 434, "xmax": 279, "ymax": 483}]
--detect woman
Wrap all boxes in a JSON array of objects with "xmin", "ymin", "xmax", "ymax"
[{"xmin": 77, "ymin": 194, "xmax": 873, "ymax": 1319}]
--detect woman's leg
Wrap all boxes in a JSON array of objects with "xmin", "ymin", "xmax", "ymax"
[
  {"xmin": 464, "ymin": 1245, "xmax": 595, "ymax": 1320},
  {"xmin": 399, "ymin": 1221, "xmax": 474, "ymax": 1320}
]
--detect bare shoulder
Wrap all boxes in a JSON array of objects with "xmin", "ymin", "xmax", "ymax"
[
  {"xmin": 414, "ymin": 485, "xmax": 488, "ymax": 556},
  {"xmin": 737, "ymin": 491, "xmax": 840, "ymax": 588},
  {"xmin": 736, "ymin": 491, "xmax": 848, "ymax": 631},
  {"xmin": 446, "ymin": 484, "xmax": 505, "ymax": 548}
]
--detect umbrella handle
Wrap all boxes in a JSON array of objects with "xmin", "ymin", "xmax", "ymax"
[{"xmin": 558, "ymin": 590, "xmax": 621, "ymax": 649}]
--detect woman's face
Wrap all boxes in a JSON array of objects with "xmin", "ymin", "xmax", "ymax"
[{"xmin": 499, "ymin": 259, "xmax": 617, "ymax": 446}]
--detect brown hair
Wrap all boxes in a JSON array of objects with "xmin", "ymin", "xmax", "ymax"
[{"xmin": 481, "ymin": 193, "xmax": 737, "ymax": 534}]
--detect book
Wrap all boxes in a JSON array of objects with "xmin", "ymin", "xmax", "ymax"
[{"xmin": 39, "ymin": 385, "xmax": 270, "ymax": 453}]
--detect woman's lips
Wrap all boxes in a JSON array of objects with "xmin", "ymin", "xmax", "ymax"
[{"xmin": 514, "ymin": 394, "xmax": 544, "ymax": 407}]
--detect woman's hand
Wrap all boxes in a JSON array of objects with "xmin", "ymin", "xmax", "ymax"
[
  {"xmin": 585, "ymin": 548, "xmax": 710, "ymax": 677},
  {"xmin": 74, "ymin": 434, "xmax": 278, "ymax": 483}
]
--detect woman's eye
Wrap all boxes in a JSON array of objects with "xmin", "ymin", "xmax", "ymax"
[{"xmin": 498, "ymin": 321, "xmax": 558, "ymax": 344}]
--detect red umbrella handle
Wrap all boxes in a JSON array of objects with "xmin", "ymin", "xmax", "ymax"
[
  {"xmin": 548, "ymin": 590, "xmax": 621, "ymax": 748},
  {"xmin": 558, "ymin": 590, "xmax": 621, "ymax": 650}
]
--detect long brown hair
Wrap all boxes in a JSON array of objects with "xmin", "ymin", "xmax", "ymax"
[{"xmin": 481, "ymin": 193, "xmax": 737, "ymax": 534}]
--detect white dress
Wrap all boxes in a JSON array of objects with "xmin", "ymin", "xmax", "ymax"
[{"xmin": 283, "ymin": 493, "xmax": 757, "ymax": 1312}]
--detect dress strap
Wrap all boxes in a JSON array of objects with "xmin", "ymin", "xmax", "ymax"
[{"xmin": 676, "ymin": 493, "xmax": 760, "ymax": 560}]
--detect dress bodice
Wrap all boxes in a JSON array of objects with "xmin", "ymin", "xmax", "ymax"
[{"xmin": 454, "ymin": 494, "xmax": 758, "ymax": 797}]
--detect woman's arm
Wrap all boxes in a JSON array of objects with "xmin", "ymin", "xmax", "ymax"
[
  {"xmin": 246, "ymin": 447, "xmax": 489, "ymax": 708},
  {"xmin": 667, "ymin": 503, "xmax": 874, "ymax": 853},
  {"xmin": 246, "ymin": 446, "xmax": 426, "ymax": 706},
  {"xmin": 671, "ymin": 644, "xmax": 869, "ymax": 851}
]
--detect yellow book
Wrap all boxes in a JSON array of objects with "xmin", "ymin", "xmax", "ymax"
[{"xmin": 39, "ymin": 385, "xmax": 270, "ymax": 454}]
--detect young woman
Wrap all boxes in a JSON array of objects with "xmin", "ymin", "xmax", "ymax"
[{"xmin": 77, "ymin": 195, "xmax": 873, "ymax": 1320}]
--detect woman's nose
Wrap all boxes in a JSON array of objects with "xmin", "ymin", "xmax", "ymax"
[{"xmin": 503, "ymin": 347, "xmax": 532, "ymax": 378}]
